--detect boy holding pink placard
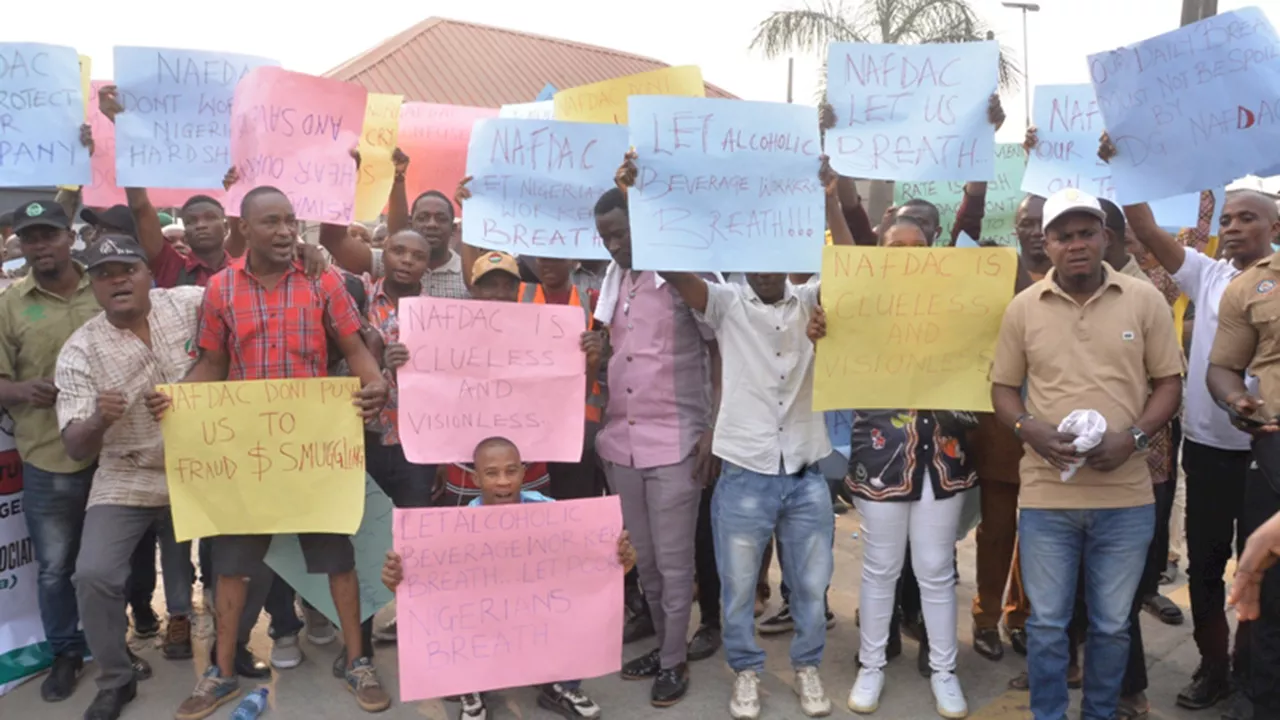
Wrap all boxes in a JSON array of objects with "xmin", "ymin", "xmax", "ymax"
[{"xmin": 382, "ymin": 436, "xmax": 635, "ymax": 720}]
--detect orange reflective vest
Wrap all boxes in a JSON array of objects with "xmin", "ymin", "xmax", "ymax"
[{"xmin": 518, "ymin": 283, "xmax": 606, "ymax": 424}]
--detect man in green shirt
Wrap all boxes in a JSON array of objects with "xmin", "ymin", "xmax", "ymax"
[{"xmin": 0, "ymin": 200, "xmax": 102, "ymax": 703}]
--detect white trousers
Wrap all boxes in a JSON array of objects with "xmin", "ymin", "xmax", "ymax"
[{"xmin": 855, "ymin": 475, "xmax": 964, "ymax": 672}]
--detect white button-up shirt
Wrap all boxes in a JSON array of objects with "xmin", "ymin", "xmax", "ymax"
[{"xmin": 701, "ymin": 280, "xmax": 831, "ymax": 475}]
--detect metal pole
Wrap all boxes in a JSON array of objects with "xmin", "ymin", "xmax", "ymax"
[
  {"xmin": 787, "ymin": 58, "xmax": 794, "ymax": 103},
  {"xmin": 1181, "ymin": 0, "xmax": 1218, "ymax": 26},
  {"xmin": 1021, "ymin": 8, "xmax": 1030, "ymax": 128}
]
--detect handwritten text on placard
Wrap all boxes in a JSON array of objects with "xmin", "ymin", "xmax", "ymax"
[
  {"xmin": 112, "ymin": 47, "xmax": 277, "ymax": 189},
  {"xmin": 894, "ymin": 143, "xmax": 1026, "ymax": 247},
  {"xmin": 354, "ymin": 93, "xmax": 404, "ymax": 222},
  {"xmin": 1021, "ymin": 84, "xmax": 1116, "ymax": 201},
  {"xmin": 396, "ymin": 297, "xmax": 587, "ymax": 464},
  {"xmin": 227, "ymin": 67, "xmax": 366, "ymax": 223},
  {"xmin": 627, "ymin": 96, "xmax": 825, "ymax": 273},
  {"xmin": 394, "ymin": 497, "xmax": 624, "ymax": 700},
  {"xmin": 158, "ymin": 377, "xmax": 365, "ymax": 542},
  {"xmin": 826, "ymin": 41, "xmax": 999, "ymax": 182},
  {"xmin": 1087, "ymin": 8, "xmax": 1280, "ymax": 203},
  {"xmin": 814, "ymin": 246, "xmax": 1016, "ymax": 412},
  {"xmin": 0, "ymin": 43, "xmax": 90, "ymax": 187},
  {"xmin": 399, "ymin": 102, "xmax": 498, "ymax": 215},
  {"xmin": 553, "ymin": 66, "xmax": 705, "ymax": 125},
  {"xmin": 463, "ymin": 118, "xmax": 625, "ymax": 260}
]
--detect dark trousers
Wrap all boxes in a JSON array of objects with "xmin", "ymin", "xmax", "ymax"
[
  {"xmin": 548, "ymin": 444, "xmax": 607, "ymax": 501},
  {"xmin": 1243, "ymin": 436, "xmax": 1280, "ymax": 714},
  {"xmin": 126, "ymin": 523, "xmax": 158, "ymax": 618},
  {"xmin": 695, "ymin": 485, "xmax": 721, "ymax": 629},
  {"xmin": 1184, "ymin": 438, "xmax": 1253, "ymax": 675},
  {"xmin": 1121, "ymin": 475, "xmax": 1177, "ymax": 695}
]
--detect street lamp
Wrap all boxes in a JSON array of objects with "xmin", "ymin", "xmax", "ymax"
[{"xmin": 1002, "ymin": 2, "xmax": 1040, "ymax": 128}]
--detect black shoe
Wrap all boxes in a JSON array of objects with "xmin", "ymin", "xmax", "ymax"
[
  {"xmin": 621, "ymin": 649, "xmax": 661, "ymax": 680},
  {"xmin": 687, "ymin": 624, "xmax": 721, "ymax": 662},
  {"xmin": 82, "ymin": 680, "xmax": 136, "ymax": 720},
  {"xmin": 208, "ymin": 642, "xmax": 272, "ymax": 679},
  {"xmin": 1007, "ymin": 626, "xmax": 1028, "ymax": 656},
  {"xmin": 917, "ymin": 629, "xmax": 930, "ymax": 678},
  {"xmin": 40, "ymin": 651, "xmax": 83, "ymax": 702},
  {"xmin": 332, "ymin": 647, "xmax": 347, "ymax": 678},
  {"xmin": 1220, "ymin": 689, "xmax": 1255, "ymax": 720},
  {"xmin": 129, "ymin": 650, "xmax": 152, "ymax": 682},
  {"xmin": 1176, "ymin": 664, "xmax": 1230, "ymax": 709},
  {"xmin": 650, "ymin": 663, "xmax": 688, "ymax": 707},
  {"xmin": 886, "ymin": 623, "xmax": 902, "ymax": 661},
  {"xmin": 623, "ymin": 610, "xmax": 656, "ymax": 644},
  {"xmin": 825, "ymin": 610, "xmax": 836, "ymax": 629},
  {"xmin": 757, "ymin": 603, "xmax": 794, "ymax": 635},
  {"xmin": 131, "ymin": 607, "xmax": 160, "ymax": 640},
  {"xmin": 974, "ymin": 627, "xmax": 1004, "ymax": 661}
]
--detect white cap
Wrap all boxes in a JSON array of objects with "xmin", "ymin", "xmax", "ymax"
[{"xmin": 1042, "ymin": 188, "xmax": 1107, "ymax": 233}]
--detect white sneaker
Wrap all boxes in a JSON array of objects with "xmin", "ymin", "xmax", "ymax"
[
  {"xmin": 373, "ymin": 616, "xmax": 398, "ymax": 643},
  {"xmin": 459, "ymin": 692, "xmax": 487, "ymax": 720},
  {"xmin": 729, "ymin": 670, "xmax": 760, "ymax": 719},
  {"xmin": 795, "ymin": 666, "xmax": 832, "ymax": 717},
  {"xmin": 303, "ymin": 607, "xmax": 336, "ymax": 646},
  {"xmin": 847, "ymin": 667, "xmax": 884, "ymax": 714},
  {"xmin": 270, "ymin": 634, "xmax": 303, "ymax": 669},
  {"xmin": 931, "ymin": 671, "xmax": 969, "ymax": 719}
]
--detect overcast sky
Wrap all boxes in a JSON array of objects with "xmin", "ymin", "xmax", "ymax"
[{"xmin": 10, "ymin": 0, "xmax": 1278, "ymax": 187}]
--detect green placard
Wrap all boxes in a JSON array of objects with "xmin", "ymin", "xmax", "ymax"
[{"xmin": 894, "ymin": 143, "xmax": 1027, "ymax": 248}]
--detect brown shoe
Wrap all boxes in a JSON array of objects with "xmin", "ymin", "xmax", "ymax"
[
  {"xmin": 163, "ymin": 615, "xmax": 193, "ymax": 660},
  {"xmin": 344, "ymin": 657, "xmax": 391, "ymax": 713},
  {"xmin": 174, "ymin": 667, "xmax": 240, "ymax": 720}
]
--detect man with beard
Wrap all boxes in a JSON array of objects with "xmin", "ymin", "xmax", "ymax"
[
  {"xmin": 0, "ymin": 200, "xmax": 103, "ymax": 703},
  {"xmin": 55, "ymin": 236, "xmax": 203, "ymax": 720}
]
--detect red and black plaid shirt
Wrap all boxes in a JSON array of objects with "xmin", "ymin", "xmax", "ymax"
[{"xmin": 197, "ymin": 258, "xmax": 361, "ymax": 381}]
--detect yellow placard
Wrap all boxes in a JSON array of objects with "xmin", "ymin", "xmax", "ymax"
[
  {"xmin": 814, "ymin": 246, "xmax": 1017, "ymax": 412},
  {"xmin": 354, "ymin": 93, "xmax": 404, "ymax": 222},
  {"xmin": 553, "ymin": 65, "xmax": 705, "ymax": 124},
  {"xmin": 159, "ymin": 378, "xmax": 366, "ymax": 542}
]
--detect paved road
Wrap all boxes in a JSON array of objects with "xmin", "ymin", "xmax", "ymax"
[{"xmin": 1, "ymin": 512, "xmax": 1226, "ymax": 719}]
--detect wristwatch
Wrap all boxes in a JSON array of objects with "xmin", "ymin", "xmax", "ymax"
[{"xmin": 1128, "ymin": 426, "xmax": 1150, "ymax": 451}]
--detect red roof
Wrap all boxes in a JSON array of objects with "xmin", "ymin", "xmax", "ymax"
[{"xmin": 324, "ymin": 17, "xmax": 737, "ymax": 107}]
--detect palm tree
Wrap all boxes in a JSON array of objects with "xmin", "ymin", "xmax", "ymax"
[{"xmin": 751, "ymin": 0, "xmax": 1022, "ymax": 100}]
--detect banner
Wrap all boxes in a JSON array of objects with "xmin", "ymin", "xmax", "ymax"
[
  {"xmin": 1087, "ymin": 8, "xmax": 1280, "ymax": 203},
  {"xmin": 398, "ymin": 102, "xmax": 498, "ymax": 214},
  {"xmin": 266, "ymin": 473, "xmax": 394, "ymax": 624},
  {"xmin": 226, "ymin": 67, "xmax": 366, "ymax": 223},
  {"xmin": 396, "ymin": 296, "xmax": 586, "ymax": 464},
  {"xmin": 826, "ymin": 41, "xmax": 998, "ymax": 182},
  {"xmin": 0, "ymin": 43, "xmax": 91, "ymax": 187},
  {"xmin": 894, "ymin": 143, "xmax": 1026, "ymax": 247},
  {"xmin": 553, "ymin": 66, "xmax": 705, "ymax": 124},
  {"xmin": 815, "ymin": 246, "xmax": 1017, "ymax": 411},
  {"xmin": 354, "ymin": 93, "xmax": 404, "ymax": 222},
  {"xmin": 112, "ymin": 47, "xmax": 278, "ymax": 189},
  {"xmin": 628, "ymin": 96, "xmax": 825, "ymax": 272},
  {"xmin": 158, "ymin": 378, "xmax": 366, "ymax": 542},
  {"xmin": 394, "ymin": 497, "xmax": 624, "ymax": 700},
  {"xmin": 462, "ymin": 118, "xmax": 625, "ymax": 260},
  {"xmin": 0, "ymin": 409, "xmax": 48, "ymax": 697}
]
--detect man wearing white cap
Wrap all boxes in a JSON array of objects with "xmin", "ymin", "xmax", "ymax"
[{"xmin": 987, "ymin": 188, "xmax": 1184, "ymax": 720}]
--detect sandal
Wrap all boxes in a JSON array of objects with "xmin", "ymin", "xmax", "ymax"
[{"xmin": 1142, "ymin": 594, "xmax": 1185, "ymax": 626}]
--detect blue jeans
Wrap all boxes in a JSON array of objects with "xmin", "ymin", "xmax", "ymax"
[
  {"xmin": 713, "ymin": 461, "xmax": 834, "ymax": 672},
  {"xmin": 1020, "ymin": 505, "xmax": 1155, "ymax": 720},
  {"xmin": 23, "ymin": 463, "xmax": 93, "ymax": 655}
]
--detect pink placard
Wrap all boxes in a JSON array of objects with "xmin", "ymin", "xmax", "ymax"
[
  {"xmin": 397, "ymin": 296, "xmax": 586, "ymax": 464},
  {"xmin": 393, "ymin": 497, "xmax": 624, "ymax": 700},
  {"xmin": 398, "ymin": 102, "xmax": 497, "ymax": 214},
  {"xmin": 226, "ymin": 67, "xmax": 366, "ymax": 224},
  {"xmin": 83, "ymin": 80, "xmax": 220, "ymax": 210}
]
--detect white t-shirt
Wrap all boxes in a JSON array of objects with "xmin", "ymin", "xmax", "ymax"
[{"xmin": 1172, "ymin": 249, "xmax": 1255, "ymax": 451}]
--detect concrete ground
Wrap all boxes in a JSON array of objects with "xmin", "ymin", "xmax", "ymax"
[{"xmin": 1, "ymin": 511, "xmax": 1229, "ymax": 720}]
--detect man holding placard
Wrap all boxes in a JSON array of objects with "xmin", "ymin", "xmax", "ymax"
[{"xmin": 151, "ymin": 186, "xmax": 391, "ymax": 719}]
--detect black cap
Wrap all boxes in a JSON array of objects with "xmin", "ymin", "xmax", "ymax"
[
  {"xmin": 12, "ymin": 200, "xmax": 72, "ymax": 234},
  {"xmin": 82, "ymin": 235, "xmax": 147, "ymax": 270},
  {"xmin": 81, "ymin": 205, "xmax": 136, "ymax": 234}
]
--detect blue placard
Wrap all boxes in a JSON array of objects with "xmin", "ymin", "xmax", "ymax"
[
  {"xmin": 1022, "ymin": 84, "xmax": 1115, "ymax": 201},
  {"xmin": 112, "ymin": 47, "xmax": 278, "ymax": 189},
  {"xmin": 627, "ymin": 96, "xmax": 824, "ymax": 273},
  {"xmin": 264, "ymin": 474, "xmax": 394, "ymax": 625},
  {"xmin": 0, "ymin": 44, "xmax": 89, "ymax": 187},
  {"xmin": 826, "ymin": 41, "xmax": 999, "ymax": 182},
  {"xmin": 535, "ymin": 83, "xmax": 558, "ymax": 103},
  {"xmin": 1087, "ymin": 8, "xmax": 1280, "ymax": 204},
  {"xmin": 463, "ymin": 118, "xmax": 626, "ymax": 260}
]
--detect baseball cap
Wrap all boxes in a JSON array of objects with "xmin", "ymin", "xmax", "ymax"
[
  {"xmin": 81, "ymin": 234, "xmax": 147, "ymax": 270},
  {"xmin": 12, "ymin": 200, "xmax": 72, "ymax": 233},
  {"xmin": 1042, "ymin": 188, "xmax": 1107, "ymax": 233},
  {"xmin": 81, "ymin": 204, "xmax": 137, "ymax": 234},
  {"xmin": 471, "ymin": 251, "xmax": 521, "ymax": 284}
]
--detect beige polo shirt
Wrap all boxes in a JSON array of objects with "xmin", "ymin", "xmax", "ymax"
[
  {"xmin": 990, "ymin": 267, "xmax": 1184, "ymax": 509},
  {"xmin": 1209, "ymin": 253, "xmax": 1280, "ymax": 408}
]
